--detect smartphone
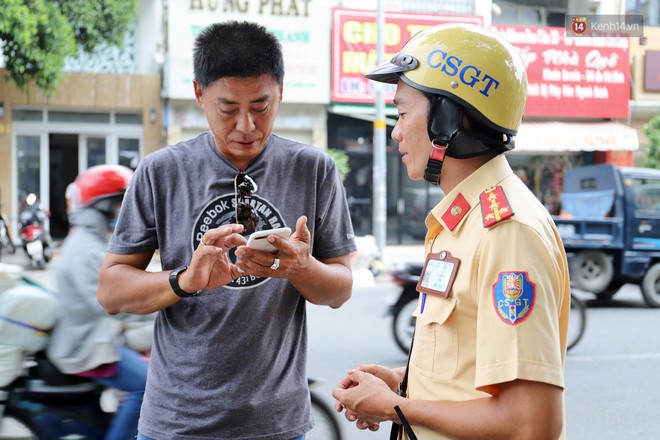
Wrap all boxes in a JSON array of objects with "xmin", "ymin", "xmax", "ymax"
[{"xmin": 246, "ymin": 227, "xmax": 292, "ymax": 253}]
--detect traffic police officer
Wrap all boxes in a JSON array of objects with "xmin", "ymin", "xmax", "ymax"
[{"xmin": 333, "ymin": 23, "xmax": 570, "ymax": 440}]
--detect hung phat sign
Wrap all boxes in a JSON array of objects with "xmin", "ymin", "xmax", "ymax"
[{"xmin": 166, "ymin": 0, "xmax": 329, "ymax": 103}]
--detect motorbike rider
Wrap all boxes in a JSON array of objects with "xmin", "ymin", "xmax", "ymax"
[
  {"xmin": 333, "ymin": 23, "xmax": 570, "ymax": 439},
  {"xmin": 47, "ymin": 164, "xmax": 150, "ymax": 440}
]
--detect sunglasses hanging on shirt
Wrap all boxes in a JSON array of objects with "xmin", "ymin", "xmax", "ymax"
[{"xmin": 234, "ymin": 172, "xmax": 260, "ymax": 233}]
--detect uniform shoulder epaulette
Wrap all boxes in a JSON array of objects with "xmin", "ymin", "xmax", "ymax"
[{"xmin": 480, "ymin": 185, "xmax": 514, "ymax": 228}]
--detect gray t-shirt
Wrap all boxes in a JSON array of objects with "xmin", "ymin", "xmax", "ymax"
[{"xmin": 109, "ymin": 132, "xmax": 356, "ymax": 439}]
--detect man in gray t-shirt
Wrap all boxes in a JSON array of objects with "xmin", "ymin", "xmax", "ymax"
[{"xmin": 98, "ymin": 21, "xmax": 355, "ymax": 440}]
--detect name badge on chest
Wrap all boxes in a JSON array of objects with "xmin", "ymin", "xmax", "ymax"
[{"xmin": 416, "ymin": 251, "xmax": 461, "ymax": 299}]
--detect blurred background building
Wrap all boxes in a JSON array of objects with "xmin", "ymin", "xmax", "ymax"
[{"xmin": 0, "ymin": 0, "xmax": 658, "ymax": 243}]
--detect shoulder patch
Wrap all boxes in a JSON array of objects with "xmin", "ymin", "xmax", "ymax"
[
  {"xmin": 492, "ymin": 272, "xmax": 535, "ymax": 325},
  {"xmin": 480, "ymin": 186, "xmax": 514, "ymax": 228}
]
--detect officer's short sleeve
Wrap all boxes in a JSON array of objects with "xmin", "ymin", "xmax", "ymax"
[{"xmin": 473, "ymin": 220, "xmax": 566, "ymax": 395}]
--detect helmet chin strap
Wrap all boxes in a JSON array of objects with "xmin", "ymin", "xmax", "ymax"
[
  {"xmin": 423, "ymin": 140, "xmax": 447, "ymax": 185},
  {"xmin": 423, "ymin": 96, "xmax": 514, "ymax": 185},
  {"xmin": 423, "ymin": 97, "xmax": 460, "ymax": 186}
]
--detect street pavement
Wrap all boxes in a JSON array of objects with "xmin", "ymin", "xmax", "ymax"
[{"xmin": 6, "ymin": 243, "xmax": 659, "ymax": 439}]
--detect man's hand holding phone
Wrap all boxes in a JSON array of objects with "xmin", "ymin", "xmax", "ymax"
[
  {"xmin": 246, "ymin": 227, "xmax": 292, "ymax": 253},
  {"xmin": 235, "ymin": 217, "xmax": 312, "ymax": 279}
]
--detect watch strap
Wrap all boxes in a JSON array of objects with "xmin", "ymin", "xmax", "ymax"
[{"xmin": 169, "ymin": 265, "xmax": 200, "ymax": 298}]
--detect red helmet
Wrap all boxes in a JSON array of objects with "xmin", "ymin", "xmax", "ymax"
[{"xmin": 75, "ymin": 165, "xmax": 134, "ymax": 207}]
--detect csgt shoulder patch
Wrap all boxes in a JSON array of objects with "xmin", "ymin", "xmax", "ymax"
[
  {"xmin": 492, "ymin": 271, "xmax": 535, "ymax": 325},
  {"xmin": 480, "ymin": 186, "xmax": 514, "ymax": 228}
]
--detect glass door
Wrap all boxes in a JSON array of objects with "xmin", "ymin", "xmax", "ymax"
[
  {"xmin": 118, "ymin": 137, "xmax": 140, "ymax": 170},
  {"xmin": 84, "ymin": 136, "xmax": 107, "ymax": 168},
  {"xmin": 16, "ymin": 135, "xmax": 43, "ymax": 214}
]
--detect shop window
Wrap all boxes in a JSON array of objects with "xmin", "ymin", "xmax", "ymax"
[
  {"xmin": 119, "ymin": 138, "xmax": 140, "ymax": 170},
  {"xmin": 49, "ymin": 111, "xmax": 110, "ymax": 124},
  {"xmin": 116, "ymin": 113, "xmax": 142, "ymax": 125},
  {"xmin": 87, "ymin": 138, "xmax": 106, "ymax": 167},
  {"xmin": 507, "ymin": 153, "xmax": 590, "ymax": 216},
  {"xmin": 12, "ymin": 109, "xmax": 43, "ymax": 121},
  {"xmin": 17, "ymin": 135, "xmax": 41, "ymax": 206}
]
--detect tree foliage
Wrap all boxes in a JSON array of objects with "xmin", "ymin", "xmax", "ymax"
[
  {"xmin": 0, "ymin": 0, "xmax": 137, "ymax": 94},
  {"xmin": 328, "ymin": 148, "xmax": 351, "ymax": 181},
  {"xmin": 643, "ymin": 114, "xmax": 660, "ymax": 169}
]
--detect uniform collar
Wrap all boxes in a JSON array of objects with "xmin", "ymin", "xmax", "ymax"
[{"xmin": 426, "ymin": 155, "xmax": 514, "ymax": 235}]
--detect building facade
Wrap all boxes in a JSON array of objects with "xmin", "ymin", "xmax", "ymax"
[
  {"xmin": 1, "ymin": 0, "xmax": 658, "ymax": 244},
  {"xmin": 0, "ymin": 0, "xmax": 164, "ymax": 239}
]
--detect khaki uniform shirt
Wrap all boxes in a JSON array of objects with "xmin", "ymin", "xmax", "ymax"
[{"xmin": 407, "ymin": 155, "xmax": 570, "ymax": 439}]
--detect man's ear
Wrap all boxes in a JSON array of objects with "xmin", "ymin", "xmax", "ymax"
[{"xmin": 193, "ymin": 80, "xmax": 204, "ymax": 108}]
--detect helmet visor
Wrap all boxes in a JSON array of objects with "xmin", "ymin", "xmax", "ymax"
[{"xmin": 365, "ymin": 53, "xmax": 419, "ymax": 84}]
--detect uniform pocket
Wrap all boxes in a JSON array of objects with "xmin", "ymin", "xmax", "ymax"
[{"xmin": 411, "ymin": 296, "xmax": 458, "ymax": 381}]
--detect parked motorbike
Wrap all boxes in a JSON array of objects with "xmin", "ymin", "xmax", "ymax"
[
  {"xmin": 307, "ymin": 378, "xmax": 342, "ymax": 440},
  {"xmin": 387, "ymin": 261, "xmax": 587, "ymax": 354},
  {"xmin": 17, "ymin": 194, "xmax": 53, "ymax": 270},
  {"xmin": 0, "ymin": 214, "xmax": 17, "ymax": 260},
  {"xmin": 350, "ymin": 235, "xmax": 385, "ymax": 287},
  {"xmin": 387, "ymin": 261, "xmax": 423, "ymax": 354}
]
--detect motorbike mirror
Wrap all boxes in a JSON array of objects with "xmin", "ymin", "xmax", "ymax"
[{"xmin": 26, "ymin": 193, "xmax": 37, "ymax": 206}]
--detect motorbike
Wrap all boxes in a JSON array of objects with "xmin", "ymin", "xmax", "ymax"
[
  {"xmin": 0, "ymin": 267, "xmax": 64, "ymax": 440},
  {"xmin": 17, "ymin": 194, "xmax": 53, "ymax": 270},
  {"xmin": 0, "ymin": 350, "xmax": 112, "ymax": 439},
  {"xmin": 0, "ymin": 269, "xmax": 342, "ymax": 440},
  {"xmin": 307, "ymin": 378, "xmax": 343, "ymax": 440},
  {"xmin": 0, "ymin": 213, "xmax": 17, "ymax": 260},
  {"xmin": 387, "ymin": 261, "xmax": 587, "ymax": 354},
  {"xmin": 387, "ymin": 261, "xmax": 424, "ymax": 354},
  {"xmin": 350, "ymin": 235, "xmax": 385, "ymax": 287},
  {"xmin": 0, "ymin": 356, "xmax": 342, "ymax": 440}
]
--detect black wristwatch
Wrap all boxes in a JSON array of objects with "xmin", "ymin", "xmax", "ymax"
[{"xmin": 169, "ymin": 266, "xmax": 200, "ymax": 298}]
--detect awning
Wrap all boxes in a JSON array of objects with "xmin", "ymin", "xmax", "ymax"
[{"xmin": 514, "ymin": 121, "xmax": 639, "ymax": 152}]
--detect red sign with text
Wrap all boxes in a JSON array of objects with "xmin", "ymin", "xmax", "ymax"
[
  {"xmin": 331, "ymin": 12, "xmax": 631, "ymax": 119},
  {"xmin": 331, "ymin": 8, "xmax": 483, "ymax": 103},
  {"xmin": 492, "ymin": 25, "xmax": 629, "ymax": 119}
]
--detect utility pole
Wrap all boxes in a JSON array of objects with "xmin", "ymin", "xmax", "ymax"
[{"xmin": 372, "ymin": 0, "xmax": 387, "ymax": 253}]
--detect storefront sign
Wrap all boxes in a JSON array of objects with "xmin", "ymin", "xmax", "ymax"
[
  {"xmin": 166, "ymin": 0, "xmax": 329, "ymax": 103},
  {"xmin": 491, "ymin": 25, "xmax": 630, "ymax": 119},
  {"xmin": 331, "ymin": 8, "xmax": 482, "ymax": 103}
]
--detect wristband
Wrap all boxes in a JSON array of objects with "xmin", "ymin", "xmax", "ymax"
[{"xmin": 169, "ymin": 265, "xmax": 200, "ymax": 298}]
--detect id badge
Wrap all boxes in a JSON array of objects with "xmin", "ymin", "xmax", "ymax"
[{"xmin": 416, "ymin": 251, "xmax": 460, "ymax": 299}]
